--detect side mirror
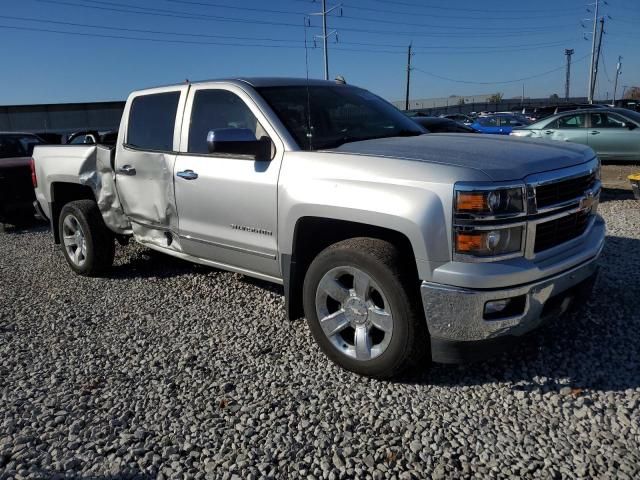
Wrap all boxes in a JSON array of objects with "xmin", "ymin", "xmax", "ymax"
[
  {"xmin": 207, "ymin": 128, "xmax": 272, "ymax": 160},
  {"xmin": 625, "ymin": 122, "xmax": 637, "ymax": 131}
]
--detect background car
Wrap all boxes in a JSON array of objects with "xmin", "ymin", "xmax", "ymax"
[
  {"xmin": 0, "ymin": 132, "xmax": 45, "ymax": 225},
  {"xmin": 412, "ymin": 116, "xmax": 478, "ymax": 133},
  {"xmin": 510, "ymin": 108, "xmax": 640, "ymax": 162},
  {"xmin": 439, "ymin": 113, "xmax": 474, "ymax": 125},
  {"xmin": 470, "ymin": 113, "xmax": 529, "ymax": 135},
  {"xmin": 64, "ymin": 130, "xmax": 118, "ymax": 146}
]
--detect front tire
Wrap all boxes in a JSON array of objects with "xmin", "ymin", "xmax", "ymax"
[
  {"xmin": 303, "ymin": 238, "xmax": 428, "ymax": 378},
  {"xmin": 58, "ymin": 200, "xmax": 115, "ymax": 276}
]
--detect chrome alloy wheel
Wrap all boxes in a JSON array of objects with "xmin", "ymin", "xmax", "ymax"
[
  {"xmin": 315, "ymin": 266, "xmax": 394, "ymax": 360},
  {"xmin": 62, "ymin": 214, "xmax": 87, "ymax": 267}
]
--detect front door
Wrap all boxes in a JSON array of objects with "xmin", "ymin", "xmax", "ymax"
[
  {"xmin": 587, "ymin": 112, "xmax": 640, "ymax": 161},
  {"xmin": 540, "ymin": 112, "xmax": 588, "ymax": 146},
  {"xmin": 173, "ymin": 85, "xmax": 283, "ymax": 279}
]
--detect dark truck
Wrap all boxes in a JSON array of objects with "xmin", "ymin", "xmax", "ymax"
[{"xmin": 0, "ymin": 132, "xmax": 45, "ymax": 225}]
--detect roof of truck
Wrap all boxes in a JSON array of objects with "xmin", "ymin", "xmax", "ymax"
[{"xmin": 139, "ymin": 77, "xmax": 347, "ymax": 92}]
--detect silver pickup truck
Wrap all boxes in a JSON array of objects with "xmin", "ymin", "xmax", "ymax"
[{"xmin": 32, "ymin": 78, "xmax": 605, "ymax": 378}]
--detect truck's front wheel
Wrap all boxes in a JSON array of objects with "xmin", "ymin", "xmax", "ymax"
[
  {"xmin": 58, "ymin": 200, "xmax": 115, "ymax": 276},
  {"xmin": 303, "ymin": 238, "xmax": 428, "ymax": 378}
]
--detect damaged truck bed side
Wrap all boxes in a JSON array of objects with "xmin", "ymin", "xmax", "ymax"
[{"xmin": 32, "ymin": 78, "xmax": 605, "ymax": 379}]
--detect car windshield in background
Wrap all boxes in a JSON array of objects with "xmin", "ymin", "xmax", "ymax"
[
  {"xmin": 0, "ymin": 134, "xmax": 44, "ymax": 158},
  {"xmin": 257, "ymin": 85, "xmax": 425, "ymax": 150}
]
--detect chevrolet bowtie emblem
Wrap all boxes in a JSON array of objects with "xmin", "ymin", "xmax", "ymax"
[{"xmin": 579, "ymin": 189, "xmax": 596, "ymax": 211}]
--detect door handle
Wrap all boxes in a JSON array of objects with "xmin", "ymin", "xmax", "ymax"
[
  {"xmin": 177, "ymin": 169, "xmax": 198, "ymax": 180},
  {"xmin": 590, "ymin": 130, "xmax": 600, "ymax": 135},
  {"xmin": 117, "ymin": 165, "xmax": 136, "ymax": 176},
  {"xmin": 544, "ymin": 130, "xmax": 554, "ymax": 134}
]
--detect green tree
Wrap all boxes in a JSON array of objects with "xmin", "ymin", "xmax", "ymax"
[
  {"xmin": 487, "ymin": 93, "xmax": 503, "ymax": 103},
  {"xmin": 549, "ymin": 93, "xmax": 560, "ymax": 101}
]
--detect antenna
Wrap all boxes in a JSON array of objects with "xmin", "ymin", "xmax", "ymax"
[{"xmin": 303, "ymin": 16, "xmax": 313, "ymax": 150}]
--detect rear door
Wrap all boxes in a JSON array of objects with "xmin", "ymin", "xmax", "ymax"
[
  {"xmin": 540, "ymin": 113, "xmax": 588, "ymax": 145},
  {"xmin": 114, "ymin": 86, "xmax": 188, "ymax": 236},
  {"xmin": 173, "ymin": 84, "xmax": 284, "ymax": 279},
  {"xmin": 587, "ymin": 112, "xmax": 640, "ymax": 161}
]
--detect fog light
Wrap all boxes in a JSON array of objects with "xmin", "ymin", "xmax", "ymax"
[
  {"xmin": 485, "ymin": 299, "xmax": 510, "ymax": 315},
  {"xmin": 483, "ymin": 295, "xmax": 527, "ymax": 320}
]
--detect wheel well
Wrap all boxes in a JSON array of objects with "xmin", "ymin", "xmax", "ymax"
[
  {"xmin": 284, "ymin": 216, "xmax": 419, "ymax": 320},
  {"xmin": 50, "ymin": 182, "xmax": 95, "ymax": 243}
]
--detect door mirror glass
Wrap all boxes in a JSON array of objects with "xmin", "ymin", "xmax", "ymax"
[{"xmin": 207, "ymin": 128, "xmax": 272, "ymax": 160}]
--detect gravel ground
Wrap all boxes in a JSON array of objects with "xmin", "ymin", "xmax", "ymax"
[{"xmin": 1, "ymin": 194, "xmax": 639, "ymax": 480}]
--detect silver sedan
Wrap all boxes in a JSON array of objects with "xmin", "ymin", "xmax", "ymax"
[{"xmin": 511, "ymin": 108, "xmax": 640, "ymax": 162}]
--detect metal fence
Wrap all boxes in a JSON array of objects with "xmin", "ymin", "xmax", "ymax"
[{"xmin": 0, "ymin": 101, "xmax": 125, "ymax": 135}]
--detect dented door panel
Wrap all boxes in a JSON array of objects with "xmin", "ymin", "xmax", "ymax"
[{"xmin": 113, "ymin": 84, "xmax": 189, "ymax": 251}]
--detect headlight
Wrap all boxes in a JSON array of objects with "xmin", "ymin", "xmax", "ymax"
[
  {"xmin": 454, "ymin": 226, "xmax": 524, "ymax": 258},
  {"xmin": 455, "ymin": 186, "xmax": 525, "ymax": 217}
]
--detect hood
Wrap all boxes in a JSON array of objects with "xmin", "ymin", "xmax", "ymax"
[{"xmin": 326, "ymin": 133, "xmax": 595, "ymax": 182}]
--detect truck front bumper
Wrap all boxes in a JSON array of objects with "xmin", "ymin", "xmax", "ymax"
[{"xmin": 422, "ymin": 243, "xmax": 603, "ymax": 364}]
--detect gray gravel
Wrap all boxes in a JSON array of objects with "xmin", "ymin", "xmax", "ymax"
[{"xmin": 1, "ymin": 195, "xmax": 639, "ymax": 479}]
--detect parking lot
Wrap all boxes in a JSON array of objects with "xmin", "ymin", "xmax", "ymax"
[{"xmin": 1, "ymin": 164, "xmax": 639, "ymax": 479}]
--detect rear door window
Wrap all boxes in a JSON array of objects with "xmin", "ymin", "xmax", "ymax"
[{"xmin": 127, "ymin": 92, "xmax": 181, "ymax": 151}]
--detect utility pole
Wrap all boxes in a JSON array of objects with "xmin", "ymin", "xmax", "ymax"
[
  {"xmin": 310, "ymin": 1, "xmax": 340, "ymax": 80},
  {"xmin": 590, "ymin": 17, "xmax": 605, "ymax": 103},
  {"xmin": 587, "ymin": 0, "xmax": 600, "ymax": 104},
  {"xmin": 321, "ymin": 0, "xmax": 329, "ymax": 80},
  {"xmin": 405, "ymin": 43, "xmax": 412, "ymax": 111},
  {"xmin": 612, "ymin": 56, "xmax": 622, "ymax": 105},
  {"xmin": 622, "ymin": 85, "xmax": 628, "ymax": 100},
  {"xmin": 564, "ymin": 48, "xmax": 574, "ymax": 101}
]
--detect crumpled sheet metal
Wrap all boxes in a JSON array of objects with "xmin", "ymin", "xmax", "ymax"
[
  {"xmin": 130, "ymin": 222, "xmax": 183, "ymax": 253},
  {"xmin": 114, "ymin": 150, "xmax": 182, "ymax": 252},
  {"xmin": 78, "ymin": 146, "xmax": 132, "ymax": 234}
]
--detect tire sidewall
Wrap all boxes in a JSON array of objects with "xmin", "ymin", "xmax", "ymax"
[
  {"xmin": 303, "ymin": 246, "xmax": 416, "ymax": 377},
  {"xmin": 58, "ymin": 204, "xmax": 98, "ymax": 275}
]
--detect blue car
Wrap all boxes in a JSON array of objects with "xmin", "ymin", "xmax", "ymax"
[{"xmin": 471, "ymin": 113, "xmax": 529, "ymax": 135}]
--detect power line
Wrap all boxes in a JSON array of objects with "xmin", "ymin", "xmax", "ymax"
[
  {"xmin": 412, "ymin": 54, "xmax": 590, "ymax": 85},
  {"xmin": 361, "ymin": 0, "xmax": 582, "ymax": 14},
  {"xmin": 0, "ymin": 15, "xmax": 306, "ymax": 44},
  {"xmin": 147, "ymin": 0, "xmax": 579, "ymax": 31},
  {"xmin": 0, "ymin": 24, "xmax": 307, "ymax": 48},
  {"xmin": 0, "ymin": 15, "xmax": 575, "ymax": 54},
  {"xmin": 336, "ymin": 1, "xmax": 584, "ymax": 21},
  {"xmin": 32, "ymin": 0, "xmax": 580, "ymax": 38},
  {"xmin": 34, "ymin": 0, "xmax": 307, "ymax": 29}
]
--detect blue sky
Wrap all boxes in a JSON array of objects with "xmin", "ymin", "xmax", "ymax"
[{"xmin": 0, "ymin": 0, "xmax": 638, "ymax": 105}]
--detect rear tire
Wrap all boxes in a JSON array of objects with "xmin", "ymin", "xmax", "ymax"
[
  {"xmin": 303, "ymin": 237, "xmax": 428, "ymax": 379},
  {"xmin": 58, "ymin": 200, "xmax": 115, "ymax": 276}
]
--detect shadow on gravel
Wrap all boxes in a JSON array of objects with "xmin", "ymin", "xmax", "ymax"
[
  {"xmin": 600, "ymin": 187, "xmax": 635, "ymax": 202},
  {"xmin": 108, "ymin": 249, "xmax": 207, "ymax": 280},
  {"xmin": 17, "ymin": 472, "xmax": 152, "ymax": 480},
  {"xmin": 401, "ymin": 234, "xmax": 640, "ymax": 394},
  {"xmin": 0, "ymin": 220, "xmax": 49, "ymax": 235}
]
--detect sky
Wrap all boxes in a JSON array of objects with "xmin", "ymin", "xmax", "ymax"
[{"xmin": 0, "ymin": 0, "xmax": 638, "ymax": 105}]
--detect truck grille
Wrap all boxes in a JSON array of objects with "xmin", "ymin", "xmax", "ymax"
[
  {"xmin": 534, "ymin": 209, "xmax": 591, "ymax": 253},
  {"xmin": 535, "ymin": 172, "xmax": 597, "ymax": 209}
]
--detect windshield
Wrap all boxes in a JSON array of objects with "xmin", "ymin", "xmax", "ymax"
[
  {"xmin": 257, "ymin": 85, "xmax": 425, "ymax": 150},
  {"xmin": 0, "ymin": 134, "xmax": 44, "ymax": 158}
]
